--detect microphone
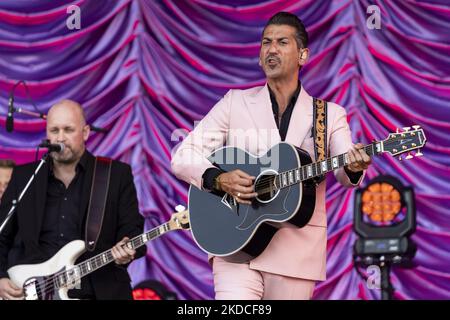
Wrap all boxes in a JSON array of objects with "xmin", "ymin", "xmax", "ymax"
[
  {"xmin": 38, "ymin": 140, "xmax": 65, "ymax": 153},
  {"xmin": 6, "ymin": 93, "xmax": 15, "ymax": 132},
  {"xmin": 90, "ymin": 125, "xmax": 108, "ymax": 133}
]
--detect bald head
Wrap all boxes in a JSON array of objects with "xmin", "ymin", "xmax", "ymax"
[
  {"xmin": 48, "ymin": 99, "xmax": 86, "ymax": 127},
  {"xmin": 46, "ymin": 99, "xmax": 90, "ymax": 164}
]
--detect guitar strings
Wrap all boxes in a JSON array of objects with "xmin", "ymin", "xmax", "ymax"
[
  {"xmin": 248, "ymin": 143, "xmax": 378, "ymax": 195},
  {"xmin": 251, "ymin": 152, "xmax": 358, "ymax": 194},
  {"xmin": 248, "ymin": 133, "xmax": 413, "ymax": 195}
]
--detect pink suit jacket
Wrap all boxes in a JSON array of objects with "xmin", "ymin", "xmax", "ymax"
[{"xmin": 171, "ymin": 84, "xmax": 364, "ymax": 281}]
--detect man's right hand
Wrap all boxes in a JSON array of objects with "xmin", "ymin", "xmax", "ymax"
[
  {"xmin": 216, "ymin": 170, "xmax": 258, "ymax": 205},
  {"xmin": 0, "ymin": 278, "xmax": 24, "ymax": 300}
]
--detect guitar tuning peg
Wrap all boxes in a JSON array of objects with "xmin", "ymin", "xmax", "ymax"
[
  {"xmin": 398, "ymin": 156, "xmax": 402, "ymax": 161},
  {"xmin": 175, "ymin": 205, "xmax": 186, "ymax": 212},
  {"xmin": 402, "ymin": 127, "xmax": 411, "ymax": 132},
  {"xmin": 412, "ymin": 125, "xmax": 421, "ymax": 130},
  {"xmin": 415, "ymin": 149, "xmax": 423, "ymax": 157},
  {"xmin": 405, "ymin": 153, "xmax": 413, "ymax": 160},
  {"xmin": 396, "ymin": 128, "xmax": 400, "ymax": 133}
]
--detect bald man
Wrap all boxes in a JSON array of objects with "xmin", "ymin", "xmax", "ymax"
[{"xmin": 0, "ymin": 100, "xmax": 145, "ymax": 300}]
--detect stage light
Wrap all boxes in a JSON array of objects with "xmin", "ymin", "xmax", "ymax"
[
  {"xmin": 353, "ymin": 175, "xmax": 417, "ymax": 300},
  {"xmin": 361, "ymin": 182, "xmax": 402, "ymax": 224},
  {"xmin": 132, "ymin": 280, "xmax": 178, "ymax": 300}
]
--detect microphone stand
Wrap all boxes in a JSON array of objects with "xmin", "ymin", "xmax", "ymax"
[
  {"xmin": 6, "ymin": 79, "xmax": 107, "ymax": 133},
  {"xmin": 14, "ymin": 107, "xmax": 46, "ymax": 120},
  {"xmin": 0, "ymin": 152, "xmax": 50, "ymax": 235}
]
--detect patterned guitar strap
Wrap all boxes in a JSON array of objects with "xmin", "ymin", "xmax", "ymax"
[{"xmin": 312, "ymin": 97, "xmax": 328, "ymax": 185}]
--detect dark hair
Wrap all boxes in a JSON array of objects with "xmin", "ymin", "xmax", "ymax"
[
  {"xmin": 263, "ymin": 12, "xmax": 309, "ymax": 49},
  {"xmin": 0, "ymin": 159, "xmax": 15, "ymax": 169}
]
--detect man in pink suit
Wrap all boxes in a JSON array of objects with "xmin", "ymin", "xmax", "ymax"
[{"xmin": 171, "ymin": 12, "xmax": 371, "ymax": 299}]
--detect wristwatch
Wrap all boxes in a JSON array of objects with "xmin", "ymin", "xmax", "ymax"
[{"xmin": 213, "ymin": 175, "xmax": 221, "ymax": 191}]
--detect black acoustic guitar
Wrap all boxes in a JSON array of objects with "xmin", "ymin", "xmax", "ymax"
[{"xmin": 188, "ymin": 126, "xmax": 427, "ymax": 262}]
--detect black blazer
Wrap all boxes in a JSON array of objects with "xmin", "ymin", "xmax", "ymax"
[{"xmin": 0, "ymin": 151, "xmax": 146, "ymax": 299}]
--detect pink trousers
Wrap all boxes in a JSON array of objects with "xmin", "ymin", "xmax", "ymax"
[{"xmin": 212, "ymin": 257, "xmax": 316, "ymax": 300}]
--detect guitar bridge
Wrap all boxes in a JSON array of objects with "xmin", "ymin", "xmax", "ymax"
[{"xmin": 23, "ymin": 278, "xmax": 39, "ymax": 300}]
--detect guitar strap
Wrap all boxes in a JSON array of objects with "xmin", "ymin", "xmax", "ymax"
[
  {"xmin": 312, "ymin": 97, "xmax": 328, "ymax": 184},
  {"xmin": 85, "ymin": 156, "xmax": 112, "ymax": 252}
]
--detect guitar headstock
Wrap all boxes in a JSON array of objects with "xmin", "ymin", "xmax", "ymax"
[
  {"xmin": 381, "ymin": 125, "xmax": 427, "ymax": 160},
  {"xmin": 168, "ymin": 205, "xmax": 190, "ymax": 230}
]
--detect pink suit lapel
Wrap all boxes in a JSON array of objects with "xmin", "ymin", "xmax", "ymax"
[
  {"xmin": 284, "ymin": 85, "xmax": 313, "ymax": 148},
  {"xmin": 244, "ymin": 84, "xmax": 281, "ymax": 151},
  {"xmin": 243, "ymin": 84, "xmax": 314, "ymax": 150}
]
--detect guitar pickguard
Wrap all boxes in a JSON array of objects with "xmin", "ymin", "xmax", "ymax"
[
  {"xmin": 220, "ymin": 188, "xmax": 291, "ymax": 231},
  {"xmin": 236, "ymin": 187, "xmax": 290, "ymax": 230},
  {"xmin": 221, "ymin": 193, "xmax": 238, "ymax": 213}
]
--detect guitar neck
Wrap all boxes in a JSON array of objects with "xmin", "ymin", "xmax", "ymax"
[
  {"xmin": 276, "ymin": 141, "xmax": 382, "ymax": 189},
  {"xmin": 80, "ymin": 222, "xmax": 172, "ymax": 276},
  {"xmin": 55, "ymin": 222, "xmax": 174, "ymax": 288}
]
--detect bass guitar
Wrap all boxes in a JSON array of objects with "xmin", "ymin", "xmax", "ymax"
[{"xmin": 7, "ymin": 207, "xmax": 189, "ymax": 300}]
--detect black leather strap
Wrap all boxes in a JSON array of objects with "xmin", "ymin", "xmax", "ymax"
[{"xmin": 85, "ymin": 157, "xmax": 112, "ymax": 252}]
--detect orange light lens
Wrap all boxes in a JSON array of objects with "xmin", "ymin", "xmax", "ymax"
[{"xmin": 361, "ymin": 183, "xmax": 402, "ymax": 223}]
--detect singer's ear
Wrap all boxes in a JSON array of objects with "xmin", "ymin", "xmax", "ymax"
[
  {"xmin": 299, "ymin": 48, "xmax": 309, "ymax": 66},
  {"xmin": 83, "ymin": 124, "xmax": 90, "ymax": 141}
]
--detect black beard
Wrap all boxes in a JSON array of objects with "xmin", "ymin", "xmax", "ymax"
[{"xmin": 52, "ymin": 147, "xmax": 78, "ymax": 165}]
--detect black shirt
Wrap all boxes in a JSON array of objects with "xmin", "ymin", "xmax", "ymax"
[
  {"xmin": 41, "ymin": 152, "xmax": 95, "ymax": 298},
  {"xmin": 268, "ymin": 82, "xmax": 301, "ymax": 141},
  {"xmin": 40, "ymin": 155, "xmax": 87, "ymax": 257}
]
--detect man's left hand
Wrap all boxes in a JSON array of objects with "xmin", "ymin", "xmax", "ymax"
[
  {"xmin": 111, "ymin": 237, "xmax": 136, "ymax": 265},
  {"xmin": 346, "ymin": 143, "xmax": 371, "ymax": 172}
]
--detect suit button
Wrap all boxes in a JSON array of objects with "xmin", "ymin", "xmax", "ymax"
[
  {"xmin": 60, "ymin": 233, "xmax": 64, "ymax": 237},
  {"xmin": 61, "ymin": 215, "xmax": 65, "ymax": 219},
  {"xmin": 64, "ymin": 197, "xmax": 67, "ymax": 201}
]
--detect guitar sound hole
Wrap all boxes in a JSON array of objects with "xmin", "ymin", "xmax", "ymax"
[{"xmin": 255, "ymin": 173, "xmax": 279, "ymax": 203}]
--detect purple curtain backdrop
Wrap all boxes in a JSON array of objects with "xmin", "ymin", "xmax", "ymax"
[{"xmin": 1, "ymin": 0, "xmax": 449, "ymax": 300}]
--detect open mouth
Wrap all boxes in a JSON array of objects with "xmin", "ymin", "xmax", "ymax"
[{"xmin": 266, "ymin": 57, "xmax": 280, "ymax": 66}]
